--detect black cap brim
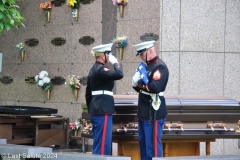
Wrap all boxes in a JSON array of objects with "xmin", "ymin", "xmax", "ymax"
[
  {"xmin": 105, "ymin": 51, "xmax": 111, "ymax": 54},
  {"xmin": 136, "ymin": 48, "xmax": 147, "ymax": 56}
]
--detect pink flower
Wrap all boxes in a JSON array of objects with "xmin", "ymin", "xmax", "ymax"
[
  {"xmin": 69, "ymin": 123, "xmax": 76, "ymax": 130},
  {"xmin": 113, "ymin": 0, "xmax": 128, "ymax": 6}
]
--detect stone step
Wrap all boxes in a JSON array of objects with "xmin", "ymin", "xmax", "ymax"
[
  {"xmin": 0, "ymin": 144, "xmax": 52, "ymax": 159},
  {"xmin": 154, "ymin": 155, "xmax": 240, "ymax": 160},
  {"xmin": 42, "ymin": 152, "xmax": 130, "ymax": 160}
]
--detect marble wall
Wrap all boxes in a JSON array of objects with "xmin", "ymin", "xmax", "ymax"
[
  {"xmin": 0, "ymin": 0, "xmax": 239, "ymax": 156},
  {"xmin": 160, "ymin": 0, "xmax": 240, "ymax": 156}
]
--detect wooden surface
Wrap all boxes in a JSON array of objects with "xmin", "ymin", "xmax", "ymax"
[
  {"xmin": 0, "ymin": 116, "xmax": 69, "ymax": 146},
  {"xmin": 34, "ymin": 117, "xmax": 69, "ymax": 147},
  {"xmin": 114, "ymin": 139, "xmax": 215, "ymax": 160},
  {"xmin": 0, "ymin": 125, "xmax": 12, "ymax": 140},
  {"xmin": 117, "ymin": 140, "xmax": 141, "ymax": 160}
]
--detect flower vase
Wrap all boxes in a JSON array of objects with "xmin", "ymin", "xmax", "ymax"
[
  {"xmin": 47, "ymin": 89, "xmax": 51, "ymax": 99},
  {"xmin": 75, "ymin": 8, "xmax": 79, "ymax": 21},
  {"xmin": 20, "ymin": 50, "xmax": 25, "ymax": 61},
  {"xmin": 73, "ymin": 129, "xmax": 79, "ymax": 136},
  {"xmin": 119, "ymin": 5, "xmax": 124, "ymax": 17},
  {"xmin": 118, "ymin": 47, "xmax": 124, "ymax": 60},
  {"xmin": 46, "ymin": 10, "xmax": 51, "ymax": 22},
  {"xmin": 74, "ymin": 89, "xmax": 79, "ymax": 101}
]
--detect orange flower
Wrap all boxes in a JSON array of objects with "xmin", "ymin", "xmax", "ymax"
[{"xmin": 40, "ymin": 2, "xmax": 52, "ymax": 10}]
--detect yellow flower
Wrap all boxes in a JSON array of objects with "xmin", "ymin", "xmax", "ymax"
[
  {"xmin": 68, "ymin": 0, "xmax": 77, "ymax": 7},
  {"xmin": 118, "ymin": 37, "xmax": 123, "ymax": 41}
]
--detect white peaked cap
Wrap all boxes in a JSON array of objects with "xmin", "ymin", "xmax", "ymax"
[
  {"xmin": 133, "ymin": 40, "xmax": 155, "ymax": 56},
  {"xmin": 91, "ymin": 43, "xmax": 113, "ymax": 53}
]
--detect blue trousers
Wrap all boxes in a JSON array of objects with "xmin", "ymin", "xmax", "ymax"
[
  {"xmin": 90, "ymin": 114, "xmax": 112, "ymax": 155},
  {"xmin": 138, "ymin": 118, "xmax": 166, "ymax": 160}
]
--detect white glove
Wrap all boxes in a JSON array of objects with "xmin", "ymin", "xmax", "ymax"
[
  {"xmin": 109, "ymin": 54, "xmax": 118, "ymax": 65},
  {"xmin": 132, "ymin": 71, "xmax": 140, "ymax": 87}
]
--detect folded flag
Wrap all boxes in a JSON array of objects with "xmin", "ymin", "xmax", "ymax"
[{"xmin": 136, "ymin": 62, "xmax": 149, "ymax": 85}]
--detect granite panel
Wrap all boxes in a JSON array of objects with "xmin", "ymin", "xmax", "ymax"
[
  {"xmin": 47, "ymin": 102, "xmax": 82, "ymax": 123},
  {"xmin": 70, "ymin": 23, "xmax": 102, "ymax": 64},
  {"xmin": 225, "ymin": 0, "xmax": 240, "ymax": 52},
  {"xmin": 180, "ymin": 0, "xmax": 225, "ymax": 52},
  {"xmin": 161, "ymin": 52, "xmax": 179, "ymax": 95},
  {"xmin": 102, "ymin": 0, "xmax": 117, "ymax": 44},
  {"xmin": 179, "ymin": 52, "xmax": 224, "ymax": 95},
  {"xmin": 224, "ymin": 53, "xmax": 240, "ymax": 101},
  {"xmin": 16, "ymin": 1, "xmax": 45, "ymax": 26},
  {"xmin": 116, "ymin": 0, "xmax": 159, "ymax": 20},
  {"xmin": 48, "ymin": 5, "xmax": 74, "ymax": 25},
  {"xmin": 0, "ymin": 28, "xmax": 22, "ymax": 64},
  {"xmin": 79, "ymin": 0, "xmax": 102, "ymax": 23},
  {"xmin": 41, "ymin": 24, "xmax": 73, "ymax": 64},
  {"xmin": 14, "ymin": 64, "xmax": 53, "ymax": 102},
  {"xmin": 117, "ymin": 19, "xmax": 160, "ymax": 63},
  {"xmin": 210, "ymin": 139, "xmax": 224, "ymax": 155},
  {"xmin": 115, "ymin": 62, "xmax": 139, "ymax": 95},
  {"xmin": 161, "ymin": 0, "xmax": 180, "ymax": 51},
  {"xmin": 0, "ymin": 65, "xmax": 19, "ymax": 101},
  {"xmin": 222, "ymin": 139, "xmax": 240, "ymax": 156},
  {"xmin": 200, "ymin": 142, "xmax": 206, "ymax": 156},
  {"xmin": 17, "ymin": 26, "xmax": 51, "ymax": 64}
]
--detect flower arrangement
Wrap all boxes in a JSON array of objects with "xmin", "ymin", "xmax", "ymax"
[
  {"xmin": 40, "ymin": 2, "xmax": 52, "ymax": 22},
  {"xmin": 40, "ymin": 2, "xmax": 52, "ymax": 11},
  {"xmin": 67, "ymin": 0, "xmax": 81, "ymax": 19},
  {"xmin": 67, "ymin": 0, "xmax": 80, "ymax": 9},
  {"xmin": 69, "ymin": 120, "xmax": 80, "ymax": 131},
  {"xmin": 69, "ymin": 119, "xmax": 81, "ymax": 136},
  {"xmin": 112, "ymin": 36, "xmax": 128, "ymax": 60},
  {"xmin": 35, "ymin": 71, "xmax": 52, "ymax": 91},
  {"xmin": 16, "ymin": 43, "xmax": 25, "ymax": 51},
  {"xmin": 112, "ymin": 0, "xmax": 128, "ymax": 6},
  {"xmin": 65, "ymin": 75, "xmax": 81, "ymax": 90},
  {"xmin": 112, "ymin": 36, "xmax": 128, "ymax": 48}
]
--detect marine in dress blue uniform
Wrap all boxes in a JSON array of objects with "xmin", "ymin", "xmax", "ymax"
[
  {"xmin": 132, "ymin": 41, "xmax": 169, "ymax": 160},
  {"xmin": 85, "ymin": 43, "xmax": 124, "ymax": 155}
]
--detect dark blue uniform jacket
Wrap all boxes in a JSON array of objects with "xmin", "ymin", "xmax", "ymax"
[
  {"xmin": 133, "ymin": 56, "xmax": 169, "ymax": 121},
  {"xmin": 85, "ymin": 61, "xmax": 124, "ymax": 114}
]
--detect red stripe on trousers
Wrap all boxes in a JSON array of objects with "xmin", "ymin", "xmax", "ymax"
[
  {"xmin": 154, "ymin": 120, "xmax": 158, "ymax": 157},
  {"xmin": 101, "ymin": 114, "xmax": 108, "ymax": 155}
]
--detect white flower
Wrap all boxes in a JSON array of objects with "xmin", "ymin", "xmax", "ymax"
[
  {"xmin": 34, "ymin": 75, "xmax": 39, "ymax": 82},
  {"xmin": 43, "ymin": 77, "xmax": 50, "ymax": 83},
  {"xmin": 38, "ymin": 80, "xmax": 44, "ymax": 86},
  {"xmin": 39, "ymin": 71, "xmax": 48, "ymax": 79},
  {"xmin": 75, "ymin": 120, "xmax": 80, "ymax": 129}
]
